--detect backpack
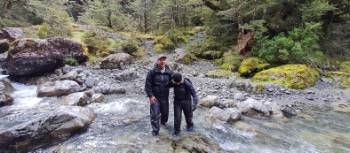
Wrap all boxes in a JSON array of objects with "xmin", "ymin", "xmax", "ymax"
[{"xmin": 184, "ymin": 78, "xmax": 193, "ymax": 93}]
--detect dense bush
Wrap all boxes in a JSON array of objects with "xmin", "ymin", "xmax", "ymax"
[
  {"xmin": 255, "ymin": 22, "xmax": 325, "ymax": 65},
  {"xmin": 83, "ymin": 30, "xmax": 111, "ymax": 57}
]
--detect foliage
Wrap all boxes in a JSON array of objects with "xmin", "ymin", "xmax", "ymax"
[
  {"xmin": 82, "ymin": 30, "xmax": 111, "ymax": 57},
  {"xmin": 38, "ymin": 23, "xmax": 49, "ymax": 39},
  {"xmin": 254, "ymin": 22, "xmax": 325, "ymax": 65}
]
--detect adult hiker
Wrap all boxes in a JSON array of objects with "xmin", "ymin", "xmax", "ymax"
[
  {"xmin": 171, "ymin": 73, "xmax": 198, "ymax": 136},
  {"xmin": 145, "ymin": 54, "xmax": 173, "ymax": 136}
]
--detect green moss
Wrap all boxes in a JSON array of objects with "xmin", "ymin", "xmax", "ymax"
[
  {"xmin": 326, "ymin": 61, "xmax": 350, "ymax": 89},
  {"xmin": 65, "ymin": 58, "xmax": 78, "ymax": 66},
  {"xmin": 154, "ymin": 36, "xmax": 175, "ymax": 52},
  {"xmin": 206, "ymin": 69, "xmax": 233, "ymax": 78},
  {"xmin": 252, "ymin": 64, "xmax": 320, "ymax": 89},
  {"xmin": 239, "ymin": 57, "xmax": 269, "ymax": 77},
  {"xmin": 340, "ymin": 61, "xmax": 350, "ymax": 72},
  {"xmin": 187, "ymin": 36, "xmax": 225, "ymax": 60}
]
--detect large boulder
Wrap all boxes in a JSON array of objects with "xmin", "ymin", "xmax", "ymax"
[
  {"xmin": 0, "ymin": 39, "xmax": 10, "ymax": 53},
  {"xmin": 326, "ymin": 61, "xmax": 350, "ymax": 88},
  {"xmin": 37, "ymin": 80, "xmax": 83, "ymax": 97},
  {"xmin": 252, "ymin": 64, "xmax": 320, "ymax": 89},
  {"xmin": 0, "ymin": 106, "xmax": 96, "ymax": 151},
  {"xmin": 0, "ymin": 27, "xmax": 24, "ymax": 41},
  {"xmin": 239, "ymin": 57, "xmax": 269, "ymax": 77},
  {"xmin": 100, "ymin": 53, "xmax": 134, "ymax": 69},
  {"xmin": 6, "ymin": 38, "xmax": 87, "ymax": 76}
]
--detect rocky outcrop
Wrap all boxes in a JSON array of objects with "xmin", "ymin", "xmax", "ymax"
[
  {"xmin": 37, "ymin": 80, "xmax": 83, "ymax": 97},
  {"xmin": 6, "ymin": 38, "xmax": 87, "ymax": 76},
  {"xmin": 0, "ymin": 27, "xmax": 24, "ymax": 41},
  {"xmin": 100, "ymin": 53, "xmax": 134, "ymax": 69},
  {"xmin": 0, "ymin": 106, "xmax": 96, "ymax": 151}
]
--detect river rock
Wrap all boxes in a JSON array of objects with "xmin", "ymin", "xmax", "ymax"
[
  {"xmin": 0, "ymin": 94, "xmax": 13, "ymax": 107},
  {"xmin": 199, "ymin": 95, "xmax": 219, "ymax": 108},
  {"xmin": 331, "ymin": 101, "xmax": 350, "ymax": 113},
  {"xmin": 115, "ymin": 68, "xmax": 138, "ymax": 81},
  {"xmin": 206, "ymin": 107, "xmax": 241, "ymax": 123},
  {"xmin": 37, "ymin": 80, "xmax": 83, "ymax": 97},
  {"xmin": 281, "ymin": 105, "xmax": 298, "ymax": 118},
  {"xmin": 100, "ymin": 53, "xmax": 134, "ymax": 69},
  {"xmin": 237, "ymin": 98, "xmax": 283, "ymax": 118},
  {"xmin": 6, "ymin": 38, "xmax": 87, "ymax": 76},
  {"xmin": 93, "ymin": 85, "xmax": 126, "ymax": 95},
  {"xmin": 0, "ymin": 27, "xmax": 24, "ymax": 41},
  {"xmin": 0, "ymin": 106, "xmax": 96, "ymax": 151},
  {"xmin": 59, "ymin": 70, "xmax": 79, "ymax": 80},
  {"xmin": 91, "ymin": 93, "xmax": 105, "ymax": 103},
  {"xmin": 0, "ymin": 39, "xmax": 9, "ymax": 53},
  {"xmin": 0, "ymin": 77, "xmax": 13, "ymax": 94},
  {"xmin": 63, "ymin": 92, "xmax": 90, "ymax": 106}
]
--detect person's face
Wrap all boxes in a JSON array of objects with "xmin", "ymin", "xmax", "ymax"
[{"xmin": 158, "ymin": 58, "xmax": 166, "ymax": 68}]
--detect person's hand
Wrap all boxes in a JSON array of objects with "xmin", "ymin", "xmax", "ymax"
[
  {"xmin": 149, "ymin": 96, "xmax": 157, "ymax": 104},
  {"xmin": 192, "ymin": 105, "xmax": 197, "ymax": 111}
]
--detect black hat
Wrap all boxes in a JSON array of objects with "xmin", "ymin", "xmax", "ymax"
[{"xmin": 173, "ymin": 73, "xmax": 182, "ymax": 83}]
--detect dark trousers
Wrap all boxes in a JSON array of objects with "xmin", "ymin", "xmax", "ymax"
[
  {"xmin": 150, "ymin": 98, "xmax": 169, "ymax": 132},
  {"xmin": 174, "ymin": 99, "xmax": 193, "ymax": 132}
]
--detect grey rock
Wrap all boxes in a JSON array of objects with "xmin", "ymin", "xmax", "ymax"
[
  {"xmin": 0, "ymin": 27, "xmax": 24, "ymax": 41},
  {"xmin": 37, "ymin": 80, "xmax": 83, "ymax": 97},
  {"xmin": 0, "ymin": 93, "xmax": 13, "ymax": 107},
  {"xmin": 0, "ymin": 106, "xmax": 96, "ymax": 151},
  {"xmin": 115, "ymin": 69, "xmax": 138, "ymax": 81},
  {"xmin": 93, "ymin": 85, "xmax": 126, "ymax": 95},
  {"xmin": 199, "ymin": 95, "xmax": 219, "ymax": 108},
  {"xmin": 63, "ymin": 92, "xmax": 90, "ymax": 106},
  {"xmin": 100, "ymin": 53, "xmax": 134, "ymax": 69}
]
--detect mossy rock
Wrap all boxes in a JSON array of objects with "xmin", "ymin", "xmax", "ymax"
[
  {"xmin": 326, "ymin": 61, "xmax": 350, "ymax": 89},
  {"xmin": 252, "ymin": 64, "xmax": 320, "ymax": 89},
  {"xmin": 178, "ymin": 53, "xmax": 197, "ymax": 65},
  {"xmin": 206, "ymin": 69, "xmax": 233, "ymax": 78},
  {"xmin": 239, "ymin": 57, "xmax": 269, "ymax": 77}
]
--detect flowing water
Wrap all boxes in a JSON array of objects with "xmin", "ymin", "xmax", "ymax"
[{"xmin": 1, "ymin": 31, "xmax": 350, "ymax": 152}]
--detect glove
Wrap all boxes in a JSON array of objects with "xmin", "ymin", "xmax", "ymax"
[{"xmin": 192, "ymin": 104, "xmax": 197, "ymax": 111}]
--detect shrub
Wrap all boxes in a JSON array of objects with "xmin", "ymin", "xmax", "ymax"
[
  {"xmin": 83, "ymin": 30, "xmax": 111, "ymax": 57},
  {"xmin": 255, "ymin": 22, "xmax": 325, "ymax": 65},
  {"xmin": 38, "ymin": 23, "xmax": 49, "ymax": 39}
]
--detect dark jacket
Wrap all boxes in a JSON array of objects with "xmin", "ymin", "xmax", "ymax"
[
  {"xmin": 173, "ymin": 78, "xmax": 198, "ymax": 106},
  {"xmin": 145, "ymin": 65, "xmax": 173, "ymax": 99}
]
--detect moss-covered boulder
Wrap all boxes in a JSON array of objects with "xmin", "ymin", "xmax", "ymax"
[
  {"xmin": 218, "ymin": 51, "xmax": 241, "ymax": 72},
  {"xmin": 252, "ymin": 64, "xmax": 320, "ymax": 89},
  {"xmin": 327, "ymin": 61, "xmax": 350, "ymax": 88},
  {"xmin": 206, "ymin": 69, "xmax": 232, "ymax": 78},
  {"xmin": 239, "ymin": 57, "xmax": 269, "ymax": 77}
]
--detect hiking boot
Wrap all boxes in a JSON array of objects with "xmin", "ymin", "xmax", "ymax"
[{"xmin": 186, "ymin": 126, "xmax": 194, "ymax": 132}]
